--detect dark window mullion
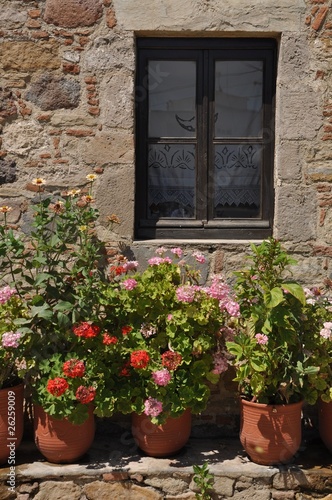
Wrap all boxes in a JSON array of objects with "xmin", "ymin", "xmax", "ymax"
[{"xmin": 195, "ymin": 50, "xmax": 207, "ymax": 222}]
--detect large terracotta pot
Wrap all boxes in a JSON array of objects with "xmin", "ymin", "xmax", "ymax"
[
  {"xmin": 0, "ymin": 383, "xmax": 24, "ymax": 465},
  {"xmin": 33, "ymin": 404, "xmax": 95, "ymax": 463},
  {"xmin": 318, "ymin": 399, "xmax": 332, "ymax": 453},
  {"xmin": 132, "ymin": 408, "xmax": 191, "ymax": 457},
  {"xmin": 240, "ymin": 399, "xmax": 303, "ymax": 465}
]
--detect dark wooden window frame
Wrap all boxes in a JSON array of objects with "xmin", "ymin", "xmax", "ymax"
[{"xmin": 135, "ymin": 37, "xmax": 277, "ymax": 240}]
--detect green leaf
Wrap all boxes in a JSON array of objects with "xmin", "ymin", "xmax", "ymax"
[
  {"xmin": 281, "ymin": 282, "xmax": 306, "ymax": 305},
  {"xmin": 34, "ymin": 273, "xmax": 52, "ymax": 286},
  {"xmin": 265, "ymin": 287, "xmax": 284, "ymax": 308},
  {"xmin": 30, "ymin": 304, "xmax": 53, "ymax": 320},
  {"xmin": 53, "ymin": 301, "xmax": 74, "ymax": 312}
]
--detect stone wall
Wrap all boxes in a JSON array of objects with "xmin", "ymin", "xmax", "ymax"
[{"xmin": 0, "ymin": 0, "xmax": 332, "ymax": 427}]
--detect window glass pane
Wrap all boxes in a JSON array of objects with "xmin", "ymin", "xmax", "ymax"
[
  {"xmin": 214, "ymin": 144, "xmax": 262, "ymax": 218},
  {"xmin": 148, "ymin": 144, "xmax": 195, "ymax": 218},
  {"xmin": 148, "ymin": 61, "xmax": 196, "ymax": 138},
  {"xmin": 214, "ymin": 61, "xmax": 263, "ymax": 138}
]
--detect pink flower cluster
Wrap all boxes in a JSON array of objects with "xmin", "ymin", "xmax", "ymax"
[
  {"xmin": 320, "ymin": 322, "xmax": 332, "ymax": 340},
  {"xmin": 148, "ymin": 256, "xmax": 172, "ymax": 266},
  {"xmin": 171, "ymin": 247, "xmax": 183, "ymax": 257},
  {"xmin": 255, "ymin": 333, "xmax": 269, "ymax": 345},
  {"xmin": 0, "ymin": 286, "xmax": 16, "ymax": 304},
  {"xmin": 152, "ymin": 368, "xmax": 171, "ymax": 386},
  {"xmin": 2, "ymin": 331, "xmax": 22, "ymax": 348},
  {"xmin": 144, "ymin": 396, "xmax": 163, "ymax": 417},
  {"xmin": 212, "ymin": 352, "xmax": 228, "ymax": 374},
  {"xmin": 192, "ymin": 251, "xmax": 206, "ymax": 264},
  {"xmin": 206, "ymin": 276, "xmax": 240, "ymax": 317},
  {"xmin": 122, "ymin": 278, "xmax": 138, "ymax": 290},
  {"xmin": 176, "ymin": 284, "xmax": 200, "ymax": 303},
  {"xmin": 122, "ymin": 261, "xmax": 139, "ymax": 272}
]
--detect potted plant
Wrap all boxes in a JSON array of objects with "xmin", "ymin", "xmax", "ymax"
[
  {"xmin": 302, "ymin": 283, "xmax": 332, "ymax": 452},
  {"xmin": 101, "ymin": 247, "xmax": 239, "ymax": 456},
  {"xmin": 226, "ymin": 238, "xmax": 319, "ymax": 465},
  {"xmin": 0, "ymin": 285, "xmax": 28, "ymax": 464},
  {"xmin": 0, "ymin": 175, "xmax": 120, "ymax": 462}
]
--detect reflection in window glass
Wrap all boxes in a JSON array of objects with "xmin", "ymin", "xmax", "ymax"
[
  {"xmin": 148, "ymin": 61, "xmax": 196, "ymax": 138},
  {"xmin": 215, "ymin": 61, "xmax": 263, "ymax": 138}
]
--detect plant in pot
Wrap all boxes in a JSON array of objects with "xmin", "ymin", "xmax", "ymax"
[
  {"xmin": 302, "ymin": 282, "xmax": 332, "ymax": 453},
  {"xmin": 101, "ymin": 247, "xmax": 239, "ymax": 457},
  {"xmin": 0, "ymin": 176, "xmax": 120, "ymax": 463},
  {"xmin": 226, "ymin": 238, "xmax": 319, "ymax": 465},
  {"xmin": 0, "ymin": 285, "xmax": 29, "ymax": 464}
]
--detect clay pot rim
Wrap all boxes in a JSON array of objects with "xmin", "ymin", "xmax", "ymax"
[{"xmin": 240, "ymin": 398, "xmax": 303, "ymax": 410}]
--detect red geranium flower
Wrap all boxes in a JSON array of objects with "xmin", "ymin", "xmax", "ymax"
[
  {"xmin": 75, "ymin": 385, "xmax": 96, "ymax": 404},
  {"xmin": 63, "ymin": 359, "xmax": 85, "ymax": 378},
  {"xmin": 130, "ymin": 350, "xmax": 150, "ymax": 369},
  {"xmin": 109, "ymin": 265, "xmax": 126, "ymax": 276},
  {"xmin": 161, "ymin": 351, "xmax": 182, "ymax": 370},
  {"xmin": 119, "ymin": 361, "xmax": 131, "ymax": 377},
  {"xmin": 121, "ymin": 325, "xmax": 132, "ymax": 335},
  {"xmin": 72, "ymin": 322, "xmax": 100, "ymax": 338},
  {"xmin": 46, "ymin": 377, "xmax": 69, "ymax": 397},
  {"xmin": 102, "ymin": 333, "xmax": 118, "ymax": 345}
]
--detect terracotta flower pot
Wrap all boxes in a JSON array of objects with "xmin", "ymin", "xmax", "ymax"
[
  {"xmin": 33, "ymin": 404, "xmax": 95, "ymax": 463},
  {"xmin": 0, "ymin": 383, "xmax": 24, "ymax": 465},
  {"xmin": 240, "ymin": 399, "xmax": 303, "ymax": 465},
  {"xmin": 318, "ymin": 399, "xmax": 332, "ymax": 453},
  {"xmin": 132, "ymin": 408, "xmax": 191, "ymax": 457}
]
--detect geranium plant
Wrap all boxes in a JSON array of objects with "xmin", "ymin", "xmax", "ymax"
[
  {"xmin": 0, "ymin": 286, "xmax": 29, "ymax": 389},
  {"xmin": 101, "ymin": 247, "xmax": 239, "ymax": 424},
  {"xmin": 302, "ymin": 282, "xmax": 332, "ymax": 404},
  {"xmin": 0, "ymin": 175, "xmax": 120, "ymax": 423},
  {"xmin": 226, "ymin": 238, "xmax": 318, "ymax": 405}
]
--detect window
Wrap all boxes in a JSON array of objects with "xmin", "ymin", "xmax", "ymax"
[{"xmin": 135, "ymin": 38, "xmax": 277, "ymax": 240}]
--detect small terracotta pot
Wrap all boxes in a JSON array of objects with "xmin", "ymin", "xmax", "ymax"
[
  {"xmin": 0, "ymin": 383, "xmax": 24, "ymax": 465},
  {"xmin": 132, "ymin": 408, "xmax": 191, "ymax": 457},
  {"xmin": 318, "ymin": 399, "xmax": 332, "ymax": 453},
  {"xmin": 240, "ymin": 399, "xmax": 303, "ymax": 465},
  {"xmin": 33, "ymin": 404, "xmax": 95, "ymax": 463}
]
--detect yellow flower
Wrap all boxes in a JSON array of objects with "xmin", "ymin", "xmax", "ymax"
[
  {"xmin": 67, "ymin": 189, "xmax": 81, "ymax": 196},
  {"xmin": 32, "ymin": 178, "xmax": 46, "ymax": 186},
  {"xmin": 86, "ymin": 174, "xmax": 97, "ymax": 182},
  {"xmin": 78, "ymin": 225, "xmax": 88, "ymax": 232},
  {"xmin": 0, "ymin": 206, "xmax": 12, "ymax": 213}
]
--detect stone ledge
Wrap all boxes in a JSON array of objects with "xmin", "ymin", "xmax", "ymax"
[{"xmin": 0, "ymin": 421, "xmax": 331, "ymax": 499}]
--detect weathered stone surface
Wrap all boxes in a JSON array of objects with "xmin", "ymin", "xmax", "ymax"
[
  {"xmin": 50, "ymin": 112, "xmax": 98, "ymax": 127},
  {"xmin": 0, "ymin": 2, "xmax": 27, "ymax": 29},
  {"xmin": 0, "ymin": 41, "xmax": 60, "ymax": 72},
  {"xmin": 80, "ymin": 131, "xmax": 134, "ymax": 166},
  {"xmin": 213, "ymin": 476, "xmax": 235, "ymax": 497},
  {"xmin": 112, "ymin": 0, "xmax": 305, "ymax": 32},
  {"xmin": 145, "ymin": 476, "xmax": 189, "ymax": 495},
  {"xmin": 276, "ymin": 141, "xmax": 303, "ymax": 182},
  {"xmin": 0, "ymin": 159, "xmax": 16, "ymax": 184},
  {"xmin": 3, "ymin": 120, "xmax": 50, "ymax": 156},
  {"xmin": 99, "ymin": 71, "xmax": 134, "ymax": 129},
  {"xmin": 0, "ymin": 90, "xmax": 17, "ymax": 120},
  {"xmin": 25, "ymin": 75, "xmax": 80, "ymax": 111},
  {"xmin": 274, "ymin": 186, "xmax": 317, "ymax": 242},
  {"xmin": 34, "ymin": 481, "xmax": 81, "ymax": 500},
  {"xmin": 278, "ymin": 87, "xmax": 322, "ymax": 141},
  {"xmin": 44, "ymin": 0, "xmax": 103, "ymax": 28},
  {"xmin": 96, "ymin": 164, "xmax": 134, "ymax": 239},
  {"xmin": 83, "ymin": 480, "xmax": 163, "ymax": 499},
  {"xmin": 83, "ymin": 33, "xmax": 135, "ymax": 72}
]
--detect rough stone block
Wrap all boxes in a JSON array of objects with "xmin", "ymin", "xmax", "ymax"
[{"xmin": 44, "ymin": 0, "xmax": 103, "ymax": 28}]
